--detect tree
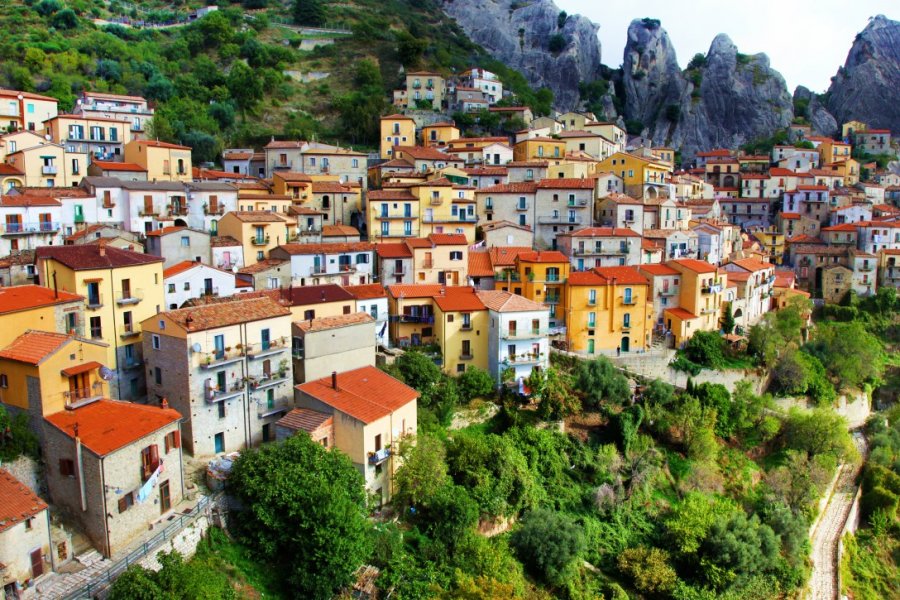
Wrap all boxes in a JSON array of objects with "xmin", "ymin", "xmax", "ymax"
[
  {"xmin": 417, "ymin": 483, "xmax": 479, "ymax": 546},
  {"xmin": 51, "ymin": 8, "xmax": 78, "ymax": 29},
  {"xmin": 664, "ymin": 492, "xmax": 737, "ymax": 555},
  {"xmin": 226, "ymin": 61, "xmax": 263, "ymax": 118},
  {"xmin": 393, "ymin": 434, "xmax": 450, "ymax": 510},
  {"xmin": 687, "ymin": 53, "xmax": 707, "ymax": 70},
  {"xmin": 617, "ymin": 546, "xmax": 677, "ymax": 595},
  {"xmin": 548, "ymin": 34, "xmax": 567, "ymax": 54},
  {"xmin": 806, "ymin": 321, "xmax": 884, "ymax": 389},
  {"xmin": 396, "ymin": 31, "xmax": 427, "ymax": 67},
  {"xmin": 457, "ymin": 367, "xmax": 494, "ymax": 402},
  {"xmin": 700, "ymin": 513, "xmax": 781, "ymax": 589},
  {"xmin": 108, "ymin": 550, "xmax": 233, "ymax": 600},
  {"xmin": 511, "ymin": 509, "xmax": 584, "ymax": 586},
  {"xmin": 721, "ymin": 303, "xmax": 736, "ymax": 334},
  {"xmin": 764, "ymin": 450, "xmax": 831, "ymax": 511},
  {"xmin": 573, "ymin": 356, "xmax": 630, "ymax": 409},
  {"xmin": 229, "ymin": 433, "xmax": 371, "ymax": 599},
  {"xmin": 108, "ymin": 565, "xmax": 164, "ymax": 600},
  {"xmin": 782, "ymin": 407, "xmax": 854, "ymax": 460},
  {"xmin": 0, "ymin": 405, "xmax": 38, "ymax": 461},
  {"xmin": 293, "ymin": 0, "xmax": 325, "ymax": 26},
  {"xmin": 537, "ymin": 366, "xmax": 580, "ymax": 421},
  {"xmin": 683, "ymin": 331, "xmax": 725, "ymax": 369},
  {"xmin": 395, "ymin": 349, "xmax": 441, "ymax": 392},
  {"xmin": 181, "ymin": 131, "xmax": 222, "ymax": 164}
]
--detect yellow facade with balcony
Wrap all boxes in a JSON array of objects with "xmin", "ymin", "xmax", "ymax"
[
  {"xmin": 379, "ymin": 114, "xmax": 417, "ymax": 159},
  {"xmin": 562, "ymin": 267, "xmax": 652, "ymax": 354},
  {"xmin": 367, "ymin": 189, "xmax": 421, "ymax": 242},
  {"xmin": 433, "ymin": 295, "xmax": 489, "ymax": 376},
  {"xmin": 664, "ymin": 259, "xmax": 728, "ymax": 346},
  {"xmin": 411, "ymin": 180, "xmax": 477, "ymax": 242},
  {"xmin": 597, "ymin": 152, "xmax": 672, "ymax": 199},
  {"xmin": 124, "ymin": 139, "xmax": 193, "ymax": 182},
  {"xmin": 218, "ymin": 211, "xmax": 295, "ymax": 266},
  {"xmin": 513, "ymin": 138, "xmax": 566, "ymax": 162},
  {"xmin": 497, "ymin": 251, "xmax": 570, "ymax": 328}
]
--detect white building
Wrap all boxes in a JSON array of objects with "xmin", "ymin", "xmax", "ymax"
[
  {"xmin": 345, "ymin": 283, "xmax": 390, "ymax": 348},
  {"xmin": 721, "ymin": 257, "xmax": 776, "ymax": 330},
  {"xmin": 480, "ymin": 142, "xmax": 513, "ymax": 166},
  {"xmin": 850, "ymin": 251, "xmax": 878, "ymax": 297},
  {"xmin": 466, "ymin": 68, "xmax": 503, "ymax": 104},
  {"xmin": 163, "ymin": 260, "xmax": 240, "ymax": 309},
  {"xmin": 555, "ymin": 227, "xmax": 642, "ymax": 270},
  {"xmin": 476, "ymin": 290, "xmax": 550, "ymax": 384},
  {"xmin": 0, "ymin": 194, "xmax": 64, "ymax": 255},
  {"xmin": 268, "ymin": 242, "xmax": 376, "ymax": 287}
]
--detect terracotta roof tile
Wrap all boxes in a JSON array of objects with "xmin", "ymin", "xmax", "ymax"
[
  {"xmin": 428, "ymin": 233, "xmax": 467, "ymax": 245},
  {"xmin": 91, "ymin": 160, "xmax": 147, "ymax": 172},
  {"xmin": 433, "ymin": 287, "xmax": 486, "ymax": 312},
  {"xmin": 367, "ymin": 189, "xmax": 417, "ymax": 201},
  {"xmin": 0, "ymin": 469, "xmax": 47, "ymax": 533},
  {"xmin": 476, "ymin": 290, "xmax": 546, "ymax": 312},
  {"xmin": 518, "ymin": 250, "xmax": 568, "ymax": 263},
  {"xmin": 312, "ymin": 181, "xmax": 357, "ymax": 194},
  {"xmin": 387, "ymin": 284, "xmax": 445, "ymax": 299},
  {"xmin": 210, "ymin": 235, "xmax": 241, "ymax": 247},
  {"xmin": 593, "ymin": 266, "xmax": 649, "ymax": 285},
  {"xmin": 728, "ymin": 258, "xmax": 775, "ymax": 272},
  {"xmin": 375, "ymin": 243, "xmax": 412, "ymax": 259},
  {"xmin": 477, "ymin": 182, "xmax": 538, "ymax": 194},
  {"xmin": 163, "ymin": 260, "xmax": 199, "ymax": 278},
  {"xmin": 0, "ymin": 285, "xmax": 83, "ymax": 314},
  {"xmin": 297, "ymin": 366, "xmax": 418, "ymax": 424},
  {"xmin": 669, "ymin": 258, "xmax": 717, "ymax": 274},
  {"xmin": 44, "ymin": 400, "xmax": 182, "ymax": 457},
  {"xmin": 162, "ymin": 297, "xmax": 290, "ymax": 332},
  {"xmin": 322, "ymin": 225, "xmax": 360, "ymax": 237},
  {"xmin": 237, "ymin": 259, "xmax": 287, "ymax": 274},
  {"xmin": 0, "ymin": 330, "xmax": 72, "ymax": 365},
  {"xmin": 536, "ymin": 178, "xmax": 596, "ymax": 190},
  {"xmin": 468, "ymin": 251, "xmax": 494, "ymax": 277},
  {"xmin": 343, "ymin": 283, "xmax": 387, "ymax": 300},
  {"xmin": 130, "ymin": 139, "xmax": 190, "ymax": 150},
  {"xmin": 275, "ymin": 408, "xmax": 332, "ymax": 433},
  {"xmin": 227, "ymin": 211, "xmax": 289, "ymax": 223},
  {"xmin": 36, "ymin": 245, "xmax": 162, "ymax": 270},
  {"xmin": 665, "ymin": 307, "xmax": 699, "ymax": 320},
  {"xmin": 0, "ymin": 194, "xmax": 61, "ymax": 207},
  {"xmin": 145, "ymin": 226, "xmax": 188, "ymax": 237},
  {"xmin": 296, "ymin": 312, "xmax": 374, "ymax": 332},
  {"xmin": 275, "ymin": 242, "xmax": 373, "ymax": 255},
  {"xmin": 395, "ymin": 146, "xmax": 460, "ymax": 161},
  {"xmin": 489, "ymin": 246, "xmax": 532, "ymax": 267}
]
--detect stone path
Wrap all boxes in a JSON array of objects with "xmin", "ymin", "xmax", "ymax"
[
  {"xmin": 35, "ymin": 551, "xmax": 110, "ymax": 599},
  {"xmin": 808, "ymin": 433, "xmax": 867, "ymax": 600}
]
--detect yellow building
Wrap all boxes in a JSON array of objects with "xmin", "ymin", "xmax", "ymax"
[
  {"xmin": 0, "ymin": 330, "xmax": 110, "ymax": 418},
  {"xmin": 387, "ymin": 284, "xmax": 443, "ymax": 346},
  {"xmin": 124, "ymin": 139, "xmax": 192, "ymax": 182},
  {"xmin": 367, "ymin": 188, "xmax": 421, "ymax": 242},
  {"xmin": 217, "ymin": 211, "xmax": 296, "ymax": 266},
  {"xmin": 0, "ymin": 89, "xmax": 58, "ymax": 132},
  {"xmin": 405, "ymin": 71, "xmax": 446, "ymax": 110},
  {"xmin": 664, "ymin": 259, "xmax": 728, "ymax": 346},
  {"xmin": 421, "ymin": 122, "xmax": 460, "ymax": 148},
  {"xmin": 827, "ymin": 158, "xmax": 860, "ymax": 186},
  {"xmin": 43, "ymin": 115, "xmax": 133, "ymax": 159},
  {"xmin": 433, "ymin": 288, "xmax": 489, "ymax": 375},
  {"xmin": 841, "ymin": 120, "xmax": 868, "ymax": 140},
  {"xmin": 497, "ymin": 250, "xmax": 569, "ymax": 329},
  {"xmin": 0, "ymin": 285, "xmax": 85, "ymax": 349},
  {"xmin": 410, "ymin": 178, "xmax": 477, "ymax": 242},
  {"xmin": 237, "ymin": 192, "xmax": 294, "ymax": 214},
  {"xmin": 563, "ymin": 266, "xmax": 653, "ymax": 354},
  {"xmin": 513, "ymin": 137, "xmax": 566, "ymax": 162},
  {"xmin": 407, "ymin": 234, "xmax": 468, "ymax": 284},
  {"xmin": 380, "ymin": 114, "xmax": 416, "ymax": 159},
  {"xmin": 752, "ymin": 228, "xmax": 786, "ymax": 265},
  {"xmin": 818, "ymin": 139, "xmax": 852, "ymax": 165},
  {"xmin": 35, "ymin": 243, "xmax": 165, "ymax": 400},
  {"xmin": 4, "ymin": 141, "xmax": 84, "ymax": 187},
  {"xmin": 597, "ymin": 151, "xmax": 672, "ymax": 199},
  {"xmin": 272, "ymin": 171, "xmax": 313, "ymax": 200}
]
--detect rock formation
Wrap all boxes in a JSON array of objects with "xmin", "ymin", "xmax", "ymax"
[
  {"xmin": 794, "ymin": 86, "xmax": 838, "ymax": 137},
  {"xmin": 441, "ymin": 0, "xmax": 602, "ymax": 111},
  {"xmin": 826, "ymin": 14, "xmax": 900, "ymax": 133}
]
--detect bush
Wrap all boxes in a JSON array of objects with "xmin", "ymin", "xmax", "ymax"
[
  {"xmin": 457, "ymin": 367, "xmax": 495, "ymax": 402},
  {"xmin": 617, "ymin": 546, "xmax": 676, "ymax": 594},
  {"xmin": 511, "ymin": 509, "xmax": 584, "ymax": 586},
  {"xmin": 683, "ymin": 331, "xmax": 725, "ymax": 369},
  {"xmin": 548, "ymin": 34, "xmax": 567, "ymax": 54},
  {"xmin": 574, "ymin": 356, "xmax": 630, "ymax": 408}
]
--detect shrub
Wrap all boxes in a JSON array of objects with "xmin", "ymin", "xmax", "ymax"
[
  {"xmin": 511, "ymin": 509, "xmax": 584, "ymax": 586},
  {"xmin": 457, "ymin": 367, "xmax": 495, "ymax": 402},
  {"xmin": 683, "ymin": 331, "xmax": 725, "ymax": 369},
  {"xmin": 617, "ymin": 546, "xmax": 676, "ymax": 594},
  {"xmin": 548, "ymin": 34, "xmax": 567, "ymax": 54}
]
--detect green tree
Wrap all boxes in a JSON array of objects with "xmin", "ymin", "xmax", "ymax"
[
  {"xmin": 457, "ymin": 367, "xmax": 494, "ymax": 402},
  {"xmin": 108, "ymin": 551, "xmax": 233, "ymax": 600},
  {"xmin": 226, "ymin": 61, "xmax": 263, "ymax": 118},
  {"xmin": 51, "ymin": 8, "xmax": 78, "ymax": 29},
  {"xmin": 397, "ymin": 31, "xmax": 427, "ymax": 67},
  {"xmin": 805, "ymin": 321, "xmax": 884, "ymax": 389},
  {"xmin": 293, "ymin": 0, "xmax": 325, "ymax": 26},
  {"xmin": 664, "ymin": 492, "xmax": 737, "ymax": 555},
  {"xmin": 395, "ymin": 349, "xmax": 442, "ymax": 392},
  {"xmin": 548, "ymin": 34, "xmax": 567, "ymax": 53},
  {"xmin": 782, "ymin": 407, "xmax": 854, "ymax": 460},
  {"xmin": 0, "ymin": 404, "xmax": 39, "ymax": 461},
  {"xmin": 764, "ymin": 450, "xmax": 832, "ymax": 512},
  {"xmin": 721, "ymin": 303, "xmax": 736, "ymax": 334},
  {"xmin": 684, "ymin": 331, "xmax": 725, "ymax": 368},
  {"xmin": 229, "ymin": 433, "xmax": 372, "ymax": 599},
  {"xmin": 617, "ymin": 546, "xmax": 677, "ymax": 595},
  {"xmin": 701, "ymin": 513, "xmax": 781, "ymax": 589},
  {"xmin": 417, "ymin": 483, "xmax": 479, "ymax": 546},
  {"xmin": 511, "ymin": 509, "xmax": 584, "ymax": 586},
  {"xmin": 573, "ymin": 356, "xmax": 630, "ymax": 408},
  {"xmin": 537, "ymin": 366, "xmax": 580, "ymax": 421},
  {"xmin": 393, "ymin": 434, "xmax": 450, "ymax": 509},
  {"xmin": 108, "ymin": 565, "xmax": 164, "ymax": 600}
]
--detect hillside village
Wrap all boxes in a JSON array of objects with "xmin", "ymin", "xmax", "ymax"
[{"xmin": 0, "ymin": 7, "xmax": 899, "ymax": 600}]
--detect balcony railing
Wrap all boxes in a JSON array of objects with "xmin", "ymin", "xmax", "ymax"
[
  {"xmin": 119, "ymin": 326, "xmax": 141, "ymax": 339},
  {"xmin": 310, "ymin": 265, "xmax": 328, "ymax": 276},
  {"xmin": 246, "ymin": 338, "xmax": 288, "ymax": 359},
  {"xmin": 538, "ymin": 215, "xmax": 582, "ymax": 225},
  {"xmin": 368, "ymin": 447, "xmax": 391, "ymax": 465},
  {"xmin": 422, "ymin": 259, "xmax": 434, "ymax": 268},
  {"xmin": 544, "ymin": 296, "xmax": 560, "ymax": 305},
  {"xmin": 502, "ymin": 329, "xmax": 548, "ymax": 340},
  {"xmin": 116, "ymin": 289, "xmax": 143, "ymax": 305},
  {"xmin": 139, "ymin": 209, "xmax": 158, "ymax": 217},
  {"xmin": 1, "ymin": 222, "xmax": 61, "ymax": 234},
  {"xmin": 499, "ymin": 271, "xmax": 521, "ymax": 281},
  {"xmin": 64, "ymin": 385, "xmax": 104, "ymax": 407},
  {"xmin": 86, "ymin": 294, "xmax": 104, "ymax": 310},
  {"xmin": 516, "ymin": 202, "xmax": 529, "ymax": 211},
  {"xmin": 377, "ymin": 211, "xmax": 415, "ymax": 220},
  {"xmin": 621, "ymin": 296, "xmax": 638, "ymax": 305},
  {"xmin": 391, "ymin": 267, "xmax": 407, "ymax": 276},
  {"xmin": 575, "ymin": 245, "xmax": 630, "ymax": 256},
  {"xmin": 459, "ymin": 352, "xmax": 473, "ymax": 360},
  {"xmin": 658, "ymin": 289, "xmax": 678, "ymax": 297},
  {"xmin": 201, "ymin": 348, "xmax": 245, "ymax": 369},
  {"xmin": 506, "ymin": 353, "xmax": 543, "ymax": 365},
  {"xmin": 392, "ymin": 314, "xmax": 435, "ymax": 324},
  {"xmin": 251, "ymin": 235, "xmax": 271, "ymax": 246},
  {"xmin": 204, "ymin": 205, "xmax": 225, "ymax": 216},
  {"xmin": 701, "ymin": 284, "xmax": 723, "ymax": 294},
  {"xmin": 430, "ymin": 197, "xmax": 443, "ymax": 205},
  {"xmin": 250, "ymin": 373, "xmax": 290, "ymax": 392},
  {"xmin": 42, "ymin": 165, "xmax": 58, "ymax": 175},
  {"xmin": 859, "ymin": 265, "xmax": 874, "ymax": 272},
  {"xmin": 567, "ymin": 199, "xmax": 589, "ymax": 207},
  {"xmin": 258, "ymin": 395, "xmax": 292, "ymax": 418},
  {"xmin": 167, "ymin": 205, "xmax": 188, "ymax": 217},
  {"xmin": 422, "ymin": 215, "xmax": 478, "ymax": 223},
  {"xmin": 207, "ymin": 380, "xmax": 246, "ymax": 402},
  {"xmin": 701, "ymin": 307, "xmax": 718, "ymax": 315},
  {"xmin": 273, "ymin": 161, "xmax": 293, "ymax": 170}
]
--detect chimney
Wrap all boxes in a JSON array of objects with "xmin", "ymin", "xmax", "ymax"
[
  {"xmin": 331, "ymin": 371, "xmax": 339, "ymax": 391},
  {"xmin": 160, "ymin": 397, "xmax": 169, "ymax": 410},
  {"xmin": 98, "ymin": 238, "xmax": 107, "ymax": 257}
]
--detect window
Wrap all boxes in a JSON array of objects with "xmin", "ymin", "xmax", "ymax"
[
  {"xmin": 588, "ymin": 312, "xmax": 596, "ymax": 327},
  {"xmin": 58, "ymin": 459, "xmax": 75, "ymax": 477},
  {"xmin": 449, "ymin": 251, "xmax": 463, "ymax": 261},
  {"xmin": 140, "ymin": 444, "xmax": 160, "ymax": 481},
  {"xmin": 181, "ymin": 236, "xmax": 190, "ymax": 247},
  {"xmin": 588, "ymin": 289, "xmax": 596, "ymax": 305},
  {"xmin": 112, "ymin": 491, "xmax": 137, "ymax": 518},
  {"xmin": 152, "ymin": 334, "xmax": 161, "ymax": 350},
  {"xmin": 154, "ymin": 367, "xmax": 162, "ymax": 385},
  {"xmin": 623, "ymin": 313, "xmax": 631, "ymax": 328},
  {"xmin": 623, "ymin": 288, "xmax": 632, "ymax": 304},
  {"xmin": 168, "ymin": 283, "xmax": 175, "ymax": 293},
  {"xmin": 164, "ymin": 431, "xmax": 181, "ymax": 452},
  {"xmin": 89, "ymin": 316, "xmax": 102, "ymax": 339},
  {"xmin": 0, "ymin": 374, "xmax": 6, "ymax": 388}
]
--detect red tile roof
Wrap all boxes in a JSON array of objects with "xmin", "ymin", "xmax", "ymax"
[
  {"xmin": 428, "ymin": 233, "xmax": 467, "ymax": 245},
  {"xmin": 478, "ymin": 182, "xmax": 539, "ymax": 194},
  {"xmin": 276, "ymin": 408, "xmax": 332, "ymax": 433},
  {"xmin": 163, "ymin": 260, "xmax": 201, "ymax": 278},
  {"xmin": 489, "ymin": 246, "xmax": 532, "ymax": 267},
  {"xmin": 367, "ymin": 189, "xmax": 417, "ymax": 201},
  {"xmin": 91, "ymin": 160, "xmax": 147, "ymax": 172},
  {"xmin": 536, "ymin": 178, "xmax": 595, "ymax": 190},
  {"xmin": 275, "ymin": 242, "xmax": 373, "ymax": 255},
  {"xmin": 163, "ymin": 297, "xmax": 290, "ymax": 332},
  {"xmin": 296, "ymin": 366, "xmax": 418, "ymax": 424},
  {"xmin": 387, "ymin": 284, "xmax": 445, "ymax": 299},
  {"xmin": 728, "ymin": 258, "xmax": 774, "ymax": 272},
  {"xmin": 518, "ymin": 250, "xmax": 568, "ymax": 263},
  {"xmin": 433, "ymin": 287, "xmax": 486, "ymax": 312},
  {"xmin": 669, "ymin": 258, "xmax": 717, "ymax": 274},
  {"xmin": 664, "ymin": 307, "xmax": 699, "ymax": 320},
  {"xmin": 0, "ymin": 330, "xmax": 72, "ymax": 365},
  {"xmin": 395, "ymin": 146, "xmax": 459, "ymax": 161},
  {"xmin": 375, "ymin": 243, "xmax": 413, "ymax": 259},
  {"xmin": 476, "ymin": 290, "xmax": 545, "ymax": 312},
  {"xmin": 295, "ymin": 312, "xmax": 374, "ymax": 332},
  {"xmin": 593, "ymin": 266, "xmax": 649, "ymax": 285},
  {"xmin": 130, "ymin": 139, "xmax": 191, "ymax": 150},
  {"xmin": 0, "ymin": 469, "xmax": 47, "ymax": 533},
  {"xmin": 44, "ymin": 400, "xmax": 182, "ymax": 457},
  {"xmin": 822, "ymin": 223, "xmax": 859, "ymax": 232},
  {"xmin": 343, "ymin": 283, "xmax": 386, "ymax": 300},
  {"xmin": 322, "ymin": 225, "xmax": 360, "ymax": 237},
  {"xmin": 0, "ymin": 164, "xmax": 24, "ymax": 176},
  {"xmin": 468, "ymin": 251, "xmax": 494, "ymax": 277},
  {"xmin": 36, "ymin": 245, "xmax": 163, "ymax": 270},
  {"xmin": 0, "ymin": 285, "xmax": 83, "ymax": 314},
  {"xmin": 0, "ymin": 194, "xmax": 61, "ymax": 207},
  {"xmin": 237, "ymin": 258, "xmax": 288, "ymax": 274},
  {"xmin": 312, "ymin": 181, "xmax": 357, "ymax": 194},
  {"xmin": 639, "ymin": 264, "xmax": 680, "ymax": 276},
  {"xmin": 144, "ymin": 225, "xmax": 187, "ymax": 237},
  {"xmin": 226, "ymin": 211, "xmax": 290, "ymax": 223}
]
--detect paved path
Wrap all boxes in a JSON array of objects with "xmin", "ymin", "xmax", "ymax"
[{"xmin": 808, "ymin": 433, "xmax": 867, "ymax": 600}]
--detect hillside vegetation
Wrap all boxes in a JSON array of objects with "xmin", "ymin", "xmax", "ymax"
[{"xmin": 0, "ymin": 0, "xmax": 546, "ymax": 158}]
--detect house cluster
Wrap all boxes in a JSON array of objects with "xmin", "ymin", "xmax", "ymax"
[{"xmin": 0, "ymin": 75, "xmax": 898, "ymax": 597}]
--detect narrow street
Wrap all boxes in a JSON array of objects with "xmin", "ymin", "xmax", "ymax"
[{"xmin": 808, "ymin": 433, "xmax": 867, "ymax": 600}]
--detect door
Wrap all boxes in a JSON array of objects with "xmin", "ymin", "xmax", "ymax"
[
  {"xmin": 204, "ymin": 278, "xmax": 213, "ymax": 295},
  {"xmin": 159, "ymin": 480, "xmax": 171, "ymax": 514},
  {"xmin": 214, "ymin": 432, "xmax": 224, "ymax": 454},
  {"xmin": 214, "ymin": 334, "xmax": 225, "ymax": 359},
  {"xmin": 30, "ymin": 548, "xmax": 43, "ymax": 578},
  {"xmin": 621, "ymin": 336, "xmax": 630, "ymax": 352}
]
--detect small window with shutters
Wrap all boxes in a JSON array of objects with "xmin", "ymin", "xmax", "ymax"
[
  {"xmin": 164, "ymin": 431, "xmax": 181, "ymax": 453},
  {"xmin": 140, "ymin": 444, "xmax": 159, "ymax": 481},
  {"xmin": 117, "ymin": 492, "xmax": 134, "ymax": 513}
]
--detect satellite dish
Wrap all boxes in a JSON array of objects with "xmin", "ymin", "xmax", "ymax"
[
  {"xmin": 192, "ymin": 342, "xmax": 202, "ymax": 353},
  {"xmin": 99, "ymin": 366, "xmax": 114, "ymax": 381}
]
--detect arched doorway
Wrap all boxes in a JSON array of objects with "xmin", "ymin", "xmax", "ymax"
[
  {"xmin": 621, "ymin": 336, "xmax": 630, "ymax": 352},
  {"xmin": 723, "ymin": 175, "xmax": 736, "ymax": 187},
  {"xmin": 644, "ymin": 186, "xmax": 659, "ymax": 199},
  {"xmin": 174, "ymin": 218, "xmax": 187, "ymax": 227}
]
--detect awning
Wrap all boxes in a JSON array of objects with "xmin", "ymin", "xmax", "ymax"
[{"xmin": 61, "ymin": 361, "xmax": 102, "ymax": 377}]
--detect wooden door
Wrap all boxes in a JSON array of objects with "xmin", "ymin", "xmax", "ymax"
[
  {"xmin": 159, "ymin": 480, "xmax": 171, "ymax": 514},
  {"xmin": 30, "ymin": 548, "xmax": 43, "ymax": 578}
]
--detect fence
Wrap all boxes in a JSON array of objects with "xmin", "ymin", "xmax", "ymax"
[{"xmin": 59, "ymin": 493, "xmax": 220, "ymax": 600}]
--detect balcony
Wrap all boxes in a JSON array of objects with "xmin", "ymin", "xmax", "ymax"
[
  {"xmin": 85, "ymin": 294, "xmax": 104, "ymax": 310},
  {"xmin": 139, "ymin": 209, "xmax": 158, "ymax": 217},
  {"xmin": 701, "ymin": 283, "xmax": 723, "ymax": 294},
  {"xmin": 251, "ymin": 235, "xmax": 271, "ymax": 246},
  {"xmin": 273, "ymin": 161, "xmax": 293, "ymax": 170},
  {"xmin": 391, "ymin": 267, "xmax": 407, "ymax": 276},
  {"xmin": 310, "ymin": 265, "xmax": 329, "ymax": 276},
  {"xmin": 63, "ymin": 385, "xmax": 104, "ymax": 408},
  {"xmin": 119, "ymin": 326, "xmax": 141, "ymax": 339},
  {"xmin": 430, "ymin": 197, "xmax": 443, "ymax": 206},
  {"xmin": 368, "ymin": 447, "xmax": 391, "ymax": 465},
  {"xmin": 116, "ymin": 289, "xmax": 143, "ymax": 305},
  {"xmin": 859, "ymin": 265, "xmax": 874, "ymax": 272},
  {"xmin": 460, "ymin": 322, "xmax": 473, "ymax": 331},
  {"xmin": 377, "ymin": 211, "xmax": 415, "ymax": 220},
  {"xmin": 250, "ymin": 373, "xmax": 290, "ymax": 392},
  {"xmin": 701, "ymin": 307, "xmax": 718, "ymax": 315},
  {"xmin": 207, "ymin": 380, "xmax": 246, "ymax": 403},
  {"xmin": 204, "ymin": 204, "xmax": 225, "ymax": 216},
  {"xmin": 544, "ymin": 296, "xmax": 560, "ymax": 306},
  {"xmin": 1, "ymin": 222, "xmax": 61, "ymax": 235},
  {"xmin": 502, "ymin": 329, "xmax": 548, "ymax": 340},
  {"xmin": 567, "ymin": 199, "xmax": 589, "ymax": 207},
  {"xmin": 394, "ymin": 314, "xmax": 435, "ymax": 324},
  {"xmin": 574, "ymin": 245, "xmax": 630, "ymax": 256},
  {"xmin": 657, "ymin": 289, "xmax": 678, "ymax": 297},
  {"xmin": 621, "ymin": 296, "xmax": 638, "ymax": 305},
  {"xmin": 459, "ymin": 352, "xmax": 474, "ymax": 360},
  {"xmin": 538, "ymin": 215, "xmax": 582, "ymax": 225},
  {"xmin": 246, "ymin": 338, "xmax": 288, "ymax": 359},
  {"xmin": 516, "ymin": 202, "xmax": 529, "ymax": 211},
  {"xmin": 257, "ymin": 395, "xmax": 292, "ymax": 418},
  {"xmin": 167, "ymin": 205, "xmax": 188, "ymax": 217},
  {"xmin": 506, "ymin": 353, "xmax": 542, "ymax": 365},
  {"xmin": 422, "ymin": 259, "xmax": 434, "ymax": 269},
  {"xmin": 123, "ymin": 358, "xmax": 143, "ymax": 370},
  {"xmin": 201, "ymin": 348, "xmax": 245, "ymax": 369},
  {"xmin": 42, "ymin": 165, "xmax": 58, "ymax": 175},
  {"xmin": 499, "ymin": 270, "xmax": 521, "ymax": 281}
]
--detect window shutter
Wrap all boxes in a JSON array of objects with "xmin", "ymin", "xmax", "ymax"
[
  {"xmin": 150, "ymin": 444, "xmax": 159, "ymax": 464},
  {"xmin": 164, "ymin": 434, "xmax": 171, "ymax": 453},
  {"xmin": 118, "ymin": 497, "xmax": 127, "ymax": 513},
  {"xmin": 173, "ymin": 431, "xmax": 181, "ymax": 449}
]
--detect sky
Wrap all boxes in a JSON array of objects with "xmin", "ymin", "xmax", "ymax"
[{"xmin": 556, "ymin": 1, "xmax": 897, "ymax": 92}]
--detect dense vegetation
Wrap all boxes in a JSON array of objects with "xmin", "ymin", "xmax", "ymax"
[{"xmin": 0, "ymin": 0, "xmax": 555, "ymax": 155}]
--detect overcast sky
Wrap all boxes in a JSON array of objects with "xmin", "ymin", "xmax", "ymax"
[{"xmin": 556, "ymin": 1, "xmax": 896, "ymax": 93}]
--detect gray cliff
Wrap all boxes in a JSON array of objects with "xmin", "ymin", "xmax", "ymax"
[
  {"xmin": 621, "ymin": 20, "xmax": 793, "ymax": 160},
  {"xmin": 794, "ymin": 86, "xmax": 838, "ymax": 137},
  {"xmin": 441, "ymin": 0, "xmax": 602, "ymax": 111},
  {"xmin": 826, "ymin": 14, "xmax": 900, "ymax": 133}
]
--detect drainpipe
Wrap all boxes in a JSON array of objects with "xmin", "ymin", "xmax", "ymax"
[
  {"xmin": 109, "ymin": 266, "xmax": 121, "ymax": 400},
  {"xmin": 75, "ymin": 434, "xmax": 87, "ymax": 512},
  {"xmin": 99, "ymin": 455, "xmax": 110, "ymax": 558},
  {"xmin": 45, "ymin": 508, "xmax": 55, "ymax": 572}
]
